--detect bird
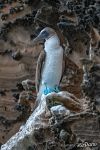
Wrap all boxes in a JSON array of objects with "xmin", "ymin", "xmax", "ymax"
[{"xmin": 32, "ymin": 27, "xmax": 66, "ymax": 102}]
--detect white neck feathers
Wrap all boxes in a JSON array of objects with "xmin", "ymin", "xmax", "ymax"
[{"xmin": 44, "ymin": 35, "xmax": 60, "ymax": 52}]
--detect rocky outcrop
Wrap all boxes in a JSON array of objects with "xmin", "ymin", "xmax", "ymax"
[{"xmin": 0, "ymin": 0, "xmax": 100, "ymax": 149}]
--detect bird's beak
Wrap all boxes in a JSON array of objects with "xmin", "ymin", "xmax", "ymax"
[{"xmin": 32, "ymin": 34, "xmax": 44, "ymax": 45}]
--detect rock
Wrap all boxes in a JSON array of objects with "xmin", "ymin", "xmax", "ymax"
[
  {"xmin": 46, "ymin": 92, "xmax": 83, "ymax": 112},
  {"xmin": 12, "ymin": 93, "xmax": 19, "ymax": 100},
  {"xmin": 50, "ymin": 105, "xmax": 70, "ymax": 117},
  {"xmin": 22, "ymin": 79, "xmax": 35, "ymax": 91},
  {"xmin": 16, "ymin": 83, "xmax": 24, "ymax": 91},
  {"xmin": 0, "ymin": 0, "xmax": 100, "ymax": 148},
  {"xmin": 12, "ymin": 51, "xmax": 22, "ymax": 61},
  {"xmin": 1, "ymin": 101, "xmax": 99, "ymax": 150},
  {"xmin": 59, "ymin": 129, "xmax": 70, "ymax": 142},
  {"xmin": 0, "ymin": 89, "xmax": 6, "ymax": 96}
]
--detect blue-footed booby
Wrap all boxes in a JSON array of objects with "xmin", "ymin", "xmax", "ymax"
[{"xmin": 33, "ymin": 27, "xmax": 65, "ymax": 101}]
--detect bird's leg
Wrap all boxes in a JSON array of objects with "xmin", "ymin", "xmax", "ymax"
[
  {"xmin": 43, "ymin": 83, "xmax": 49, "ymax": 95},
  {"xmin": 43, "ymin": 84, "xmax": 60, "ymax": 95},
  {"xmin": 54, "ymin": 85, "xmax": 60, "ymax": 93}
]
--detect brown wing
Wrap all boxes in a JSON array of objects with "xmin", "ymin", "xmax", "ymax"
[
  {"xmin": 60, "ymin": 52, "xmax": 66, "ymax": 83},
  {"xmin": 35, "ymin": 51, "xmax": 46, "ymax": 93}
]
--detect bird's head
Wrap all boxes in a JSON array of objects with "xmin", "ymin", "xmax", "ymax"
[{"xmin": 32, "ymin": 27, "xmax": 56, "ymax": 45}]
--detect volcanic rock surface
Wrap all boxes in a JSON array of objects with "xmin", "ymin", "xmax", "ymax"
[{"xmin": 0, "ymin": 0, "xmax": 100, "ymax": 149}]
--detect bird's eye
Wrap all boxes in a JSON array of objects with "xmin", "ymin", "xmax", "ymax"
[{"xmin": 41, "ymin": 31, "xmax": 49, "ymax": 37}]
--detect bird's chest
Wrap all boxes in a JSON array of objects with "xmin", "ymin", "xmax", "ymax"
[
  {"xmin": 45, "ymin": 49, "xmax": 63, "ymax": 70},
  {"xmin": 46, "ymin": 51, "xmax": 62, "ymax": 68},
  {"xmin": 41, "ymin": 49, "xmax": 63, "ymax": 84}
]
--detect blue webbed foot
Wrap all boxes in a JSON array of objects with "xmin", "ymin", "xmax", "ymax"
[{"xmin": 43, "ymin": 86, "xmax": 60, "ymax": 95}]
